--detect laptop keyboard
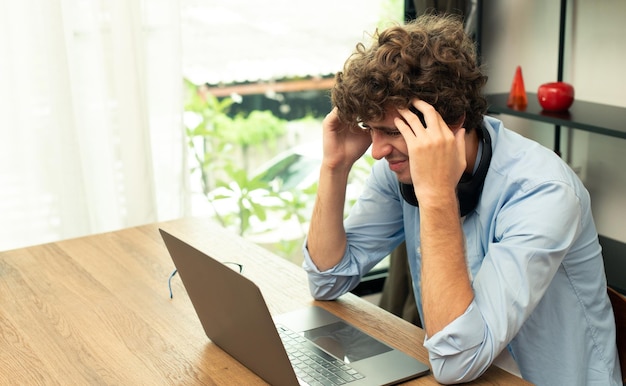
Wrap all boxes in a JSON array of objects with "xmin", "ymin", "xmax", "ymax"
[{"xmin": 277, "ymin": 324, "xmax": 365, "ymax": 386}]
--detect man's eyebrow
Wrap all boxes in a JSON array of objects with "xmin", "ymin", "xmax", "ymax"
[{"xmin": 360, "ymin": 122, "xmax": 399, "ymax": 132}]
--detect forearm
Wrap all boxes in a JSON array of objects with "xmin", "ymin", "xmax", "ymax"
[
  {"xmin": 420, "ymin": 193, "xmax": 474, "ymax": 337},
  {"xmin": 306, "ymin": 164, "xmax": 351, "ymax": 271}
]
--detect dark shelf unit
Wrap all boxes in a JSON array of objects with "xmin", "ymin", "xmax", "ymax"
[
  {"xmin": 487, "ymin": 0, "xmax": 626, "ymax": 146},
  {"xmin": 486, "ymin": 92, "xmax": 626, "ymax": 140}
]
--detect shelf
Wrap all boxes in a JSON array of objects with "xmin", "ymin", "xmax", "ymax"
[{"xmin": 486, "ymin": 93, "xmax": 626, "ymax": 140}]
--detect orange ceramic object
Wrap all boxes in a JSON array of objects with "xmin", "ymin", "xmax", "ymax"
[{"xmin": 507, "ymin": 66, "xmax": 528, "ymax": 110}]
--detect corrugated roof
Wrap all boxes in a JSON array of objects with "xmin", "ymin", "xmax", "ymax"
[{"xmin": 181, "ymin": 0, "xmax": 399, "ymax": 85}]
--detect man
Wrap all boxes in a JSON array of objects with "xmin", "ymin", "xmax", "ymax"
[{"xmin": 302, "ymin": 14, "xmax": 621, "ymax": 385}]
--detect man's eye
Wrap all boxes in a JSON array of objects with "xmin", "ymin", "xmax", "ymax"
[{"xmin": 386, "ymin": 131, "xmax": 402, "ymax": 137}]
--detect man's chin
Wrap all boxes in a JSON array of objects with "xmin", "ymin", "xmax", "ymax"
[{"xmin": 395, "ymin": 174, "xmax": 413, "ymax": 185}]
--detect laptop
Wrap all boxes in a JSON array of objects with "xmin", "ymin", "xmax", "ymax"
[{"xmin": 160, "ymin": 229, "xmax": 430, "ymax": 386}]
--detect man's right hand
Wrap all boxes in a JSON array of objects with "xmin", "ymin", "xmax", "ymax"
[{"xmin": 321, "ymin": 108, "xmax": 372, "ymax": 172}]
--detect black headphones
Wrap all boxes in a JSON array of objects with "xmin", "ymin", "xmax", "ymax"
[{"xmin": 399, "ymin": 124, "xmax": 492, "ymax": 217}]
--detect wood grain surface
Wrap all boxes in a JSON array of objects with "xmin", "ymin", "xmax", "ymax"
[{"xmin": 0, "ymin": 217, "xmax": 531, "ymax": 385}]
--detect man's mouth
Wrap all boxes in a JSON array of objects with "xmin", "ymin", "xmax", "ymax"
[{"xmin": 387, "ymin": 159, "xmax": 407, "ymax": 173}]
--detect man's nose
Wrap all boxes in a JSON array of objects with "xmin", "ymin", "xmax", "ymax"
[{"xmin": 370, "ymin": 131, "xmax": 392, "ymax": 160}]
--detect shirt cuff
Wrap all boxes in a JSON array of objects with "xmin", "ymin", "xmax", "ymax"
[
  {"xmin": 301, "ymin": 238, "xmax": 359, "ymax": 300},
  {"xmin": 424, "ymin": 300, "xmax": 485, "ymax": 356},
  {"xmin": 301, "ymin": 237, "xmax": 359, "ymax": 276}
]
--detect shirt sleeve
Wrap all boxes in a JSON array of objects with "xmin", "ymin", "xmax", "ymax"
[
  {"xmin": 302, "ymin": 160, "xmax": 405, "ymax": 300},
  {"xmin": 424, "ymin": 179, "xmax": 583, "ymax": 384}
]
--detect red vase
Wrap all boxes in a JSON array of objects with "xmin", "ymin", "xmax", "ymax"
[{"xmin": 507, "ymin": 66, "xmax": 528, "ymax": 110}]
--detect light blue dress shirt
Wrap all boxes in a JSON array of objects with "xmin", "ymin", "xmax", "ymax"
[{"xmin": 302, "ymin": 116, "xmax": 621, "ymax": 385}]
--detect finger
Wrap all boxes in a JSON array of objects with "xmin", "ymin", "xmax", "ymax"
[
  {"xmin": 397, "ymin": 105, "xmax": 426, "ymax": 131},
  {"xmin": 394, "ymin": 116, "xmax": 416, "ymax": 138},
  {"xmin": 410, "ymin": 106, "xmax": 427, "ymax": 128},
  {"xmin": 408, "ymin": 100, "xmax": 438, "ymax": 128}
]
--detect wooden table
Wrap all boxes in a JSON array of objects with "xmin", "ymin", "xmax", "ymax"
[{"xmin": 1, "ymin": 217, "xmax": 531, "ymax": 385}]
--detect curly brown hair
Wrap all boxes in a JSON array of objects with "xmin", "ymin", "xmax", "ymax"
[{"xmin": 331, "ymin": 14, "xmax": 488, "ymax": 132}]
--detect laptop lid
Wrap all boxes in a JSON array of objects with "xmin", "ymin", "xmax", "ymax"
[{"xmin": 160, "ymin": 228, "xmax": 429, "ymax": 386}]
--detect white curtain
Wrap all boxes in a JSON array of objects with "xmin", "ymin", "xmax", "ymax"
[{"xmin": 0, "ymin": 0, "xmax": 188, "ymax": 251}]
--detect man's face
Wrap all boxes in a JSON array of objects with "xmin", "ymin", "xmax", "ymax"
[
  {"xmin": 360, "ymin": 106, "xmax": 468, "ymax": 185},
  {"xmin": 360, "ymin": 109, "xmax": 412, "ymax": 184}
]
